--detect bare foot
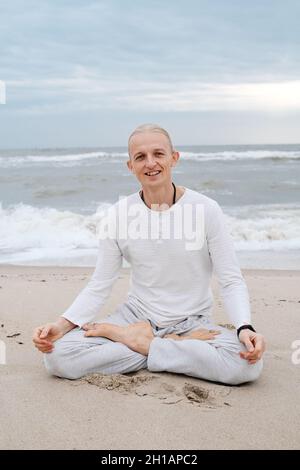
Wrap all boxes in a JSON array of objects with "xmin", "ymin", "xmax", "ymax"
[
  {"xmin": 82, "ymin": 321, "xmax": 154, "ymax": 356},
  {"xmin": 163, "ymin": 333, "xmax": 182, "ymax": 341},
  {"xmin": 164, "ymin": 328, "xmax": 220, "ymax": 341}
]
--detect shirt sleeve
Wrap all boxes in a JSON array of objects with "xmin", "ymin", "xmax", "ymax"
[
  {"xmin": 206, "ymin": 200, "xmax": 252, "ymax": 329},
  {"xmin": 61, "ymin": 235, "xmax": 122, "ymax": 328}
]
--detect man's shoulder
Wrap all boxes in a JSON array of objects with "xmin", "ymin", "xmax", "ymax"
[
  {"xmin": 96, "ymin": 192, "xmax": 138, "ymax": 221},
  {"xmin": 104, "ymin": 192, "xmax": 140, "ymax": 212},
  {"xmin": 113, "ymin": 191, "xmax": 140, "ymax": 210},
  {"xmin": 185, "ymin": 187, "xmax": 219, "ymax": 209}
]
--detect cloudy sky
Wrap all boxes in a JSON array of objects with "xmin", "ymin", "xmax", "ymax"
[{"xmin": 0, "ymin": 0, "xmax": 300, "ymax": 148}]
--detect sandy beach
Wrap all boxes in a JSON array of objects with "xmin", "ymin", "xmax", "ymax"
[{"xmin": 0, "ymin": 265, "xmax": 299, "ymax": 450}]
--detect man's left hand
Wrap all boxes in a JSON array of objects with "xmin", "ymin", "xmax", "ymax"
[{"xmin": 239, "ymin": 329, "xmax": 266, "ymax": 364}]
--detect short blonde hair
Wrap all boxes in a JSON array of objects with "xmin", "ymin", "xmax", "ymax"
[{"xmin": 128, "ymin": 124, "xmax": 174, "ymax": 156}]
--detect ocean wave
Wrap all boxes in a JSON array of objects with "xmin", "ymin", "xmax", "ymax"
[
  {"xmin": 0, "ymin": 151, "xmax": 128, "ymax": 168},
  {"xmin": 226, "ymin": 204, "xmax": 300, "ymax": 251},
  {"xmin": 0, "ymin": 148, "xmax": 300, "ymax": 167},
  {"xmin": 180, "ymin": 150, "xmax": 300, "ymax": 162},
  {"xmin": 0, "ymin": 201, "xmax": 110, "ymax": 255},
  {"xmin": 0, "ymin": 202, "xmax": 299, "ymax": 265}
]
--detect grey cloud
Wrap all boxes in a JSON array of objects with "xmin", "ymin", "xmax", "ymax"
[{"xmin": 1, "ymin": 0, "xmax": 300, "ymax": 147}]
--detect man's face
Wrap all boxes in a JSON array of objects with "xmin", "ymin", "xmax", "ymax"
[{"xmin": 127, "ymin": 132, "xmax": 179, "ymax": 188}]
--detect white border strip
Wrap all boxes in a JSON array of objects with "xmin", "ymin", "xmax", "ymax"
[{"xmin": 0, "ymin": 81, "xmax": 6, "ymax": 104}]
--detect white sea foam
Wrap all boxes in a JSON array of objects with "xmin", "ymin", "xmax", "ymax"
[
  {"xmin": 1, "ymin": 149, "xmax": 300, "ymax": 168},
  {"xmin": 180, "ymin": 150, "xmax": 300, "ymax": 162},
  {"xmin": 0, "ymin": 151, "xmax": 128, "ymax": 168},
  {"xmin": 226, "ymin": 204, "xmax": 300, "ymax": 252},
  {"xmin": 0, "ymin": 202, "xmax": 110, "ymax": 264},
  {"xmin": 0, "ymin": 202, "xmax": 299, "ymax": 265}
]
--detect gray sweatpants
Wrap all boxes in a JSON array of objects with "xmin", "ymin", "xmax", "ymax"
[{"xmin": 44, "ymin": 302, "xmax": 263, "ymax": 385}]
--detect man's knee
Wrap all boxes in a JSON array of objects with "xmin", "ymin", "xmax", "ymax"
[
  {"xmin": 224, "ymin": 358, "xmax": 263, "ymax": 385},
  {"xmin": 43, "ymin": 346, "xmax": 81, "ymax": 380}
]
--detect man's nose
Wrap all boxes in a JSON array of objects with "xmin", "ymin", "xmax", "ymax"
[{"xmin": 144, "ymin": 155, "xmax": 156, "ymax": 167}]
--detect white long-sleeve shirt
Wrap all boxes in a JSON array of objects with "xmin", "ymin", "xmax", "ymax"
[{"xmin": 62, "ymin": 188, "xmax": 251, "ymax": 329}]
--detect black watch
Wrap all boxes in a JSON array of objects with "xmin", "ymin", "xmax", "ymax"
[{"xmin": 237, "ymin": 324, "xmax": 256, "ymax": 338}]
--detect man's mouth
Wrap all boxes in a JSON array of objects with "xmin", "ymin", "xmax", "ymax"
[{"xmin": 144, "ymin": 170, "xmax": 161, "ymax": 176}]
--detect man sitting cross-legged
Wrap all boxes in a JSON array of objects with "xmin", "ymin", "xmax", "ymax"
[{"xmin": 33, "ymin": 124, "xmax": 265, "ymax": 385}]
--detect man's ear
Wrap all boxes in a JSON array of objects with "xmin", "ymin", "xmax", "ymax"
[
  {"xmin": 127, "ymin": 159, "xmax": 134, "ymax": 173},
  {"xmin": 171, "ymin": 151, "xmax": 180, "ymax": 167}
]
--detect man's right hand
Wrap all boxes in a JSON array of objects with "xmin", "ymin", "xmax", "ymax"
[{"xmin": 32, "ymin": 318, "xmax": 75, "ymax": 353}]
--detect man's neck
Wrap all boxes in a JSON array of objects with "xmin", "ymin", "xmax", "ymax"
[{"xmin": 140, "ymin": 183, "xmax": 184, "ymax": 210}]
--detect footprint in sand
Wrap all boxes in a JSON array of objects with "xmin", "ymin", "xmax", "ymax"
[
  {"xmin": 79, "ymin": 372, "xmax": 231, "ymax": 408},
  {"xmin": 135, "ymin": 379, "xmax": 184, "ymax": 404},
  {"xmin": 82, "ymin": 373, "xmax": 153, "ymax": 393},
  {"xmin": 183, "ymin": 384, "xmax": 209, "ymax": 403}
]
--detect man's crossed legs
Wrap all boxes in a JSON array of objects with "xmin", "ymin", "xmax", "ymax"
[{"xmin": 44, "ymin": 302, "xmax": 263, "ymax": 385}]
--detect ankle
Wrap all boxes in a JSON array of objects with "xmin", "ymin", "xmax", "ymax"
[{"xmin": 98, "ymin": 323, "xmax": 123, "ymax": 339}]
